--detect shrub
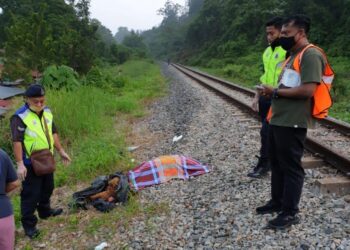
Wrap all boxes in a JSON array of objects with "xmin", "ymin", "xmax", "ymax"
[
  {"xmin": 84, "ymin": 66, "xmax": 128, "ymax": 89},
  {"xmin": 42, "ymin": 65, "xmax": 80, "ymax": 90},
  {"xmin": 84, "ymin": 66, "xmax": 104, "ymax": 87}
]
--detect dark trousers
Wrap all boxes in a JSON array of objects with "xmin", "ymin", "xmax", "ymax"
[
  {"xmin": 268, "ymin": 125, "xmax": 307, "ymax": 215},
  {"xmin": 258, "ymin": 96, "xmax": 271, "ymax": 163},
  {"xmin": 21, "ymin": 165, "xmax": 54, "ymax": 231}
]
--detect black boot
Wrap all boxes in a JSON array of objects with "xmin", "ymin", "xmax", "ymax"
[
  {"xmin": 247, "ymin": 166, "xmax": 270, "ymax": 178},
  {"xmin": 267, "ymin": 212, "xmax": 300, "ymax": 229},
  {"xmin": 256, "ymin": 200, "xmax": 282, "ymax": 214},
  {"xmin": 25, "ymin": 227, "xmax": 40, "ymax": 239},
  {"xmin": 247, "ymin": 158, "xmax": 270, "ymax": 178},
  {"xmin": 39, "ymin": 208, "xmax": 63, "ymax": 219}
]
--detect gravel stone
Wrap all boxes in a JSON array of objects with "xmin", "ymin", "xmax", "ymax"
[{"xmin": 111, "ymin": 64, "xmax": 350, "ymax": 249}]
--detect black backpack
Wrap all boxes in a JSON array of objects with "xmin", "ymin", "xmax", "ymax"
[{"xmin": 70, "ymin": 172, "xmax": 129, "ymax": 212}]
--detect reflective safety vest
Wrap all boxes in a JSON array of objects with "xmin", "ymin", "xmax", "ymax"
[
  {"xmin": 267, "ymin": 44, "xmax": 335, "ymax": 121},
  {"xmin": 16, "ymin": 105, "xmax": 54, "ymax": 161},
  {"xmin": 291, "ymin": 44, "xmax": 334, "ymax": 119},
  {"xmin": 260, "ymin": 46, "xmax": 286, "ymax": 86}
]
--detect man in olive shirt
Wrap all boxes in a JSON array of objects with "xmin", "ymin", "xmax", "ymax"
[{"xmin": 257, "ymin": 15, "xmax": 325, "ymax": 229}]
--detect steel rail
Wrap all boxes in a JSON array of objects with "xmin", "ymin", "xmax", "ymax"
[
  {"xmin": 175, "ymin": 64, "xmax": 350, "ymax": 136},
  {"xmin": 172, "ymin": 63, "xmax": 350, "ymax": 176}
]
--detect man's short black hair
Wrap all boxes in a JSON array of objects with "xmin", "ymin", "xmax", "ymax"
[
  {"xmin": 283, "ymin": 14, "xmax": 311, "ymax": 34},
  {"xmin": 265, "ymin": 17, "xmax": 283, "ymax": 30}
]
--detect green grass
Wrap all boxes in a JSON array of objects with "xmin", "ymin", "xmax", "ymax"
[
  {"xmin": 328, "ymin": 56, "xmax": 350, "ymax": 123},
  {"xmin": 0, "ymin": 59, "xmax": 166, "ymax": 229},
  {"xmin": 195, "ymin": 53, "xmax": 262, "ymax": 89},
  {"xmin": 47, "ymin": 59, "xmax": 166, "ymax": 186}
]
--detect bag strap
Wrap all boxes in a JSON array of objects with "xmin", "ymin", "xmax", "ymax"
[{"xmin": 42, "ymin": 114, "xmax": 52, "ymax": 150}]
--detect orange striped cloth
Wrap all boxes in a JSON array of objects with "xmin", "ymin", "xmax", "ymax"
[{"xmin": 128, "ymin": 155, "xmax": 209, "ymax": 191}]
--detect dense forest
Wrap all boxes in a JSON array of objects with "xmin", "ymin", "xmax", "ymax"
[
  {"xmin": 0, "ymin": 0, "xmax": 148, "ymax": 81},
  {"xmin": 0, "ymin": 0, "xmax": 349, "ymax": 120},
  {"xmin": 143, "ymin": 0, "xmax": 350, "ymax": 61},
  {"xmin": 142, "ymin": 0, "xmax": 350, "ymax": 121}
]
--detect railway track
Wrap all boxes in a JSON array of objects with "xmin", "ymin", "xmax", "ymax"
[{"xmin": 172, "ymin": 63, "xmax": 350, "ymax": 178}]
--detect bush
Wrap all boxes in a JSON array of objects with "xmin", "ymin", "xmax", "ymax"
[
  {"xmin": 84, "ymin": 66, "xmax": 128, "ymax": 89},
  {"xmin": 42, "ymin": 65, "xmax": 80, "ymax": 90},
  {"xmin": 84, "ymin": 66, "xmax": 104, "ymax": 87},
  {"xmin": 2, "ymin": 58, "xmax": 32, "ymax": 82},
  {"xmin": 205, "ymin": 58, "xmax": 225, "ymax": 68}
]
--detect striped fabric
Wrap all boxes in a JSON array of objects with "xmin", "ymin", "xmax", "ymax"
[{"xmin": 128, "ymin": 155, "xmax": 209, "ymax": 191}]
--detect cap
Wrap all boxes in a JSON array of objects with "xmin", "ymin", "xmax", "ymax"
[{"xmin": 24, "ymin": 84, "xmax": 45, "ymax": 97}]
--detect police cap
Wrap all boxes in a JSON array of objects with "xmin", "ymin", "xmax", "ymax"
[{"xmin": 24, "ymin": 84, "xmax": 45, "ymax": 97}]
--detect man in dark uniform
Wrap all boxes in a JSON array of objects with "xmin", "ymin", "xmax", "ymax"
[
  {"xmin": 11, "ymin": 84, "xmax": 71, "ymax": 238},
  {"xmin": 248, "ymin": 17, "xmax": 286, "ymax": 178},
  {"xmin": 257, "ymin": 15, "xmax": 330, "ymax": 229}
]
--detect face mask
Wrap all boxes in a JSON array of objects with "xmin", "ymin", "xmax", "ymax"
[
  {"xmin": 29, "ymin": 105, "xmax": 43, "ymax": 113},
  {"xmin": 270, "ymin": 38, "xmax": 280, "ymax": 49},
  {"xmin": 279, "ymin": 36, "xmax": 296, "ymax": 51}
]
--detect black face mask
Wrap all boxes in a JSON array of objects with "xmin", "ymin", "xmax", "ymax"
[
  {"xmin": 270, "ymin": 38, "xmax": 280, "ymax": 50},
  {"xmin": 279, "ymin": 36, "xmax": 296, "ymax": 51}
]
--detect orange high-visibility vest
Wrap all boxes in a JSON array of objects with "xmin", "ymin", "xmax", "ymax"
[{"xmin": 267, "ymin": 44, "xmax": 335, "ymax": 122}]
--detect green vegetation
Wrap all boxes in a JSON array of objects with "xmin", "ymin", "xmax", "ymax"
[
  {"xmin": 143, "ymin": 0, "xmax": 350, "ymax": 122},
  {"xmin": 0, "ymin": 2, "xmax": 169, "ymax": 247},
  {"xmin": 42, "ymin": 65, "xmax": 80, "ymax": 90},
  {"xmin": 0, "ymin": 0, "xmax": 148, "ymax": 81},
  {"xmin": 47, "ymin": 60, "xmax": 166, "ymax": 186},
  {"xmin": 0, "ymin": 59, "xmax": 166, "ymax": 228}
]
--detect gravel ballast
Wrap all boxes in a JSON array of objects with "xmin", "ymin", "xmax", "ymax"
[{"xmin": 114, "ymin": 64, "xmax": 350, "ymax": 249}]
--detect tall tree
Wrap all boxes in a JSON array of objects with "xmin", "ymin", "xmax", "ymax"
[
  {"xmin": 2, "ymin": 0, "xmax": 99, "ymax": 77},
  {"xmin": 114, "ymin": 27, "xmax": 130, "ymax": 44}
]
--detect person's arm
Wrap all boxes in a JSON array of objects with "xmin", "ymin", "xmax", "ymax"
[
  {"xmin": 6, "ymin": 180, "xmax": 20, "ymax": 193},
  {"xmin": 262, "ymin": 83, "xmax": 317, "ymax": 99},
  {"xmin": 10, "ymin": 116, "xmax": 28, "ymax": 181},
  {"xmin": 53, "ymin": 133, "xmax": 71, "ymax": 166},
  {"xmin": 13, "ymin": 142, "xmax": 27, "ymax": 181},
  {"xmin": 13, "ymin": 141, "xmax": 23, "ymax": 163},
  {"xmin": 2, "ymin": 150, "xmax": 20, "ymax": 192},
  {"xmin": 262, "ymin": 48, "xmax": 324, "ymax": 99}
]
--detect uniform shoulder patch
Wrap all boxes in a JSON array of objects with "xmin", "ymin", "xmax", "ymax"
[{"xmin": 17, "ymin": 126, "xmax": 25, "ymax": 132}]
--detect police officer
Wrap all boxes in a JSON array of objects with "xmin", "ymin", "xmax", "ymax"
[
  {"xmin": 11, "ymin": 84, "xmax": 71, "ymax": 239},
  {"xmin": 248, "ymin": 17, "xmax": 286, "ymax": 178}
]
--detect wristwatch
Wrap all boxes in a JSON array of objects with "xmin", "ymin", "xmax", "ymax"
[{"xmin": 272, "ymin": 88, "xmax": 279, "ymax": 99}]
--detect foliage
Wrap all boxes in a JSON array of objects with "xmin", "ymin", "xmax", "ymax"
[
  {"xmin": 41, "ymin": 65, "xmax": 80, "ymax": 90},
  {"xmin": 122, "ymin": 31, "xmax": 148, "ymax": 58},
  {"xmin": 84, "ymin": 66, "xmax": 128, "ymax": 91},
  {"xmin": 109, "ymin": 43, "xmax": 131, "ymax": 64},
  {"xmin": 0, "ymin": 0, "xmax": 127, "ymax": 79},
  {"xmin": 91, "ymin": 19, "xmax": 117, "ymax": 59},
  {"xmin": 4, "ymin": 5, "xmax": 52, "ymax": 72},
  {"xmin": 143, "ymin": 0, "xmax": 350, "ymax": 59},
  {"xmin": 50, "ymin": 60, "xmax": 165, "ymax": 185},
  {"xmin": 114, "ymin": 26, "xmax": 131, "ymax": 43},
  {"xmin": 143, "ymin": 0, "xmax": 350, "ymax": 122}
]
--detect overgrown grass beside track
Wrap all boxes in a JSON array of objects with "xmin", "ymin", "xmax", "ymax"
[
  {"xmin": 195, "ymin": 54, "xmax": 350, "ymax": 123},
  {"xmin": 0, "ymin": 60, "xmax": 167, "ymax": 231}
]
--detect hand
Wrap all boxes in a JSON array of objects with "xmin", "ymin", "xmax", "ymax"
[
  {"xmin": 261, "ymin": 85, "xmax": 274, "ymax": 97},
  {"xmin": 251, "ymin": 98, "xmax": 259, "ymax": 112},
  {"xmin": 59, "ymin": 149, "xmax": 71, "ymax": 166},
  {"xmin": 16, "ymin": 161, "xmax": 27, "ymax": 181}
]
